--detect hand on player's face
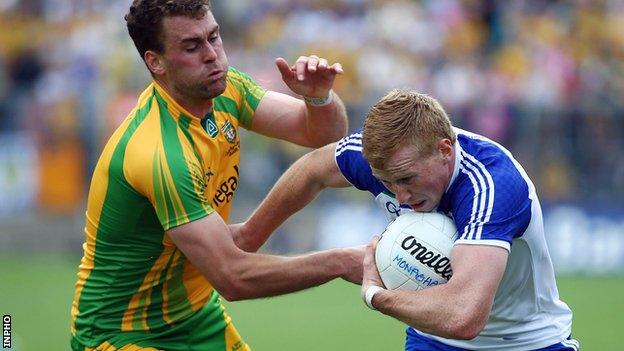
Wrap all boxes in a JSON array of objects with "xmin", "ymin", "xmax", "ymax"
[
  {"xmin": 362, "ymin": 235, "xmax": 384, "ymax": 291},
  {"xmin": 275, "ymin": 55, "xmax": 343, "ymax": 98}
]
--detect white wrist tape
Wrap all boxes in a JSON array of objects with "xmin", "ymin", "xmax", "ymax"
[
  {"xmin": 303, "ymin": 90, "xmax": 333, "ymax": 107},
  {"xmin": 364, "ymin": 285, "xmax": 385, "ymax": 310}
]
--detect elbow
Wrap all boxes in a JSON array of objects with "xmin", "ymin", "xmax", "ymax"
[
  {"xmin": 215, "ymin": 277, "xmax": 249, "ymax": 302},
  {"xmin": 211, "ymin": 275, "xmax": 238, "ymax": 302},
  {"xmin": 219, "ymin": 288, "xmax": 244, "ymax": 302},
  {"xmin": 446, "ymin": 313, "xmax": 487, "ymax": 340},
  {"xmin": 232, "ymin": 226, "xmax": 260, "ymax": 253},
  {"xmin": 448, "ymin": 325, "xmax": 481, "ymax": 341},
  {"xmin": 211, "ymin": 265, "xmax": 251, "ymax": 302}
]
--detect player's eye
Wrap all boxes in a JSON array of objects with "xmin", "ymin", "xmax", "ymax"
[
  {"xmin": 185, "ymin": 45, "xmax": 198, "ymax": 52},
  {"xmin": 397, "ymin": 175, "xmax": 416, "ymax": 185},
  {"xmin": 209, "ymin": 33, "xmax": 219, "ymax": 43}
]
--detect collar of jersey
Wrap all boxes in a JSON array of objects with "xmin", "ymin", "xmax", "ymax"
[
  {"xmin": 445, "ymin": 135, "xmax": 462, "ymax": 194},
  {"xmin": 152, "ymin": 82, "xmax": 213, "ymax": 121}
]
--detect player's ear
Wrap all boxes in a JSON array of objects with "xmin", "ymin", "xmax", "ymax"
[
  {"xmin": 438, "ymin": 138, "xmax": 453, "ymax": 161},
  {"xmin": 145, "ymin": 50, "xmax": 165, "ymax": 75}
]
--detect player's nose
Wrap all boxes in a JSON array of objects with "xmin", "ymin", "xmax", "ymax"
[
  {"xmin": 202, "ymin": 42, "xmax": 218, "ymax": 62},
  {"xmin": 393, "ymin": 184, "xmax": 412, "ymax": 204}
]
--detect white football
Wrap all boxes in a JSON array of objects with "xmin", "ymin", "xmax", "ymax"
[{"xmin": 375, "ymin": 212, "xmax": 458, "ymax": 290}]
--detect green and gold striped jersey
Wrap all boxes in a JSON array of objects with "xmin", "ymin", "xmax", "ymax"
[{"xmin": 71, "ymin": 67, "xmax": 265, "ymax": 349}]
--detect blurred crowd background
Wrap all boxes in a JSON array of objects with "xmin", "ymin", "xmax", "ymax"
[{"xmin": 1, "ymin": 0, "xmax": 623, "ymax": 274}]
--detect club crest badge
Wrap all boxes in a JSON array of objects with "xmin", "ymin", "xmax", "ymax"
[{"xmin": 221, "ymin": 120, "xmax": 237, "ymax": 143}]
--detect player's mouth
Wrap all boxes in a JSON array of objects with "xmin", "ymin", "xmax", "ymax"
[
  {"xmin": 208, "ymin": 70, "xmax": 225, "ymax": 81},
  {"xmin": 410, "ymin": 200, "xmax": 426, "ymax": 210}
]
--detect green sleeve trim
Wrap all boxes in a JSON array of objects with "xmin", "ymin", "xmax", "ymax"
[
  {"xmin": 225, "ymin": 66, "xmax": 266, "ymax": 129},
  {"xmin": 161, "ymin": 207, "xmax": 215, "ymax": 232}
]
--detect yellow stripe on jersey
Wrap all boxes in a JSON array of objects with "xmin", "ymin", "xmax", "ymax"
[
  {"xmin": 182, "ymin": 259, "xmax": 213, "ymax": 312},
  {"xmin": 121, "ymin": 247, "xmax": 172, "ymax": 331},
  {"xmin": 224, "ymin": 320, "xmax": 251, "ymax": 351}
]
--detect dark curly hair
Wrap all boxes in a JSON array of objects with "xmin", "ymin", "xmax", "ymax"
[{"xmin": 125, "ymin": 0, "xmax": 212, "ymax": 61}]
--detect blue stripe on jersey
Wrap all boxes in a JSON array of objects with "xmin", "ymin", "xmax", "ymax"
[
  {"xmin": 458, "ymin": 158, "xmax": 484, "ymax": 241},
  {"xmin": 336, "ymin": 144, "xmax": 362, "ymax": 156},
  {"xmin": 336, "ymin": 133, "xmax": 362, "ymax": 157},
  {"xmin": 458, "ymin": 150, "xmax": 495, "ymax": 241},
  {"xmin": 336, "ymin": 132, "xmax": 362, "ymax": 151}
]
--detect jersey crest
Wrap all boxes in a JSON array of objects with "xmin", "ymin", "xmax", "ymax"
[{"xmin": 221, "ymin": 120, "xmax": 237, "ymax": 143}]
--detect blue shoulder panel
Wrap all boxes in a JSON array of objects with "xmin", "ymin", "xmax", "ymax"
[{"xmin": 334, "ymin": 130, "xmax": 386, "ymax": 196}]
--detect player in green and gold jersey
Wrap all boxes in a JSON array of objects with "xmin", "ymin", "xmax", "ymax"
[{"xmin": 70, "ymin": 1, "xmax": 365, "ymax": 350}]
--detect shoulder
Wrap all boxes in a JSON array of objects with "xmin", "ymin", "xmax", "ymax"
[
  {"xmin": 335, "ymin": 130, "xmax": 363, "ymax": 160},
  {"xmin": 455, "ymin": 129, "xmax": 529, "ymax": 193},
  {"xmin": 225, "ymin": 66, "xmax": 254, "ymax": 85},
  {"xmin": 334, "ymin": 130, "xmax": 365, "ymax": 173},
  {"xmin": 223, "ymin": 66, "xmax": 265, "ymax": 96},
  {"xmin": 120, "ymin": 94, "xmax": 200, "ymax": 194},
  {"xmin": 112, "ymin": 88, "xmax": 161, "ymax": 170},
  {"xmin": 217, "ymin": 67, "xmax": 266, "ymax": 127},
  {"xmin": 335, "ymin": 130, "xmax": 386, "ymax": 195},
  {"xmin": 448, "ymin": 129, "xmax": 534, "ymax": 247}
]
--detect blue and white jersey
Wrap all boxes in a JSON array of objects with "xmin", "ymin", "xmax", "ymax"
[{"xmin": 335, "ymin": 129, "xmax": 574, "ymax": 350}]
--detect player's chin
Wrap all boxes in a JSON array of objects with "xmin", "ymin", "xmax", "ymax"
[
  {"xmin": 213, "ymin": 77, "xmax": 228, "ymax": 91},
  {"xmin": 201, "ymin": 82, "xmax": 227, "ymax": 99}
]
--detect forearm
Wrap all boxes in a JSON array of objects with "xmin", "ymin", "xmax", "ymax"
[
  {"xmin": 368, "ymin": 260, "xmax": 500, "ymax": 340},
  {"xmin": 362, "ymin": 244, "xmax": 506, "ymax": 340},
  {"xmin": 237, "ymin": 153, "xmax": 327, "ymax": 252},
  {"xmin": 371, "ymin": 284, "xmax": 472, "ymax": 339},
  {"xmin": 224, "ymin": 248, "xmax": 347, "ymax": 301},
  {"xmin": 238, "ymin": 179, "xmax": 324, "ymax": 252},
  {"xmin": 170, "ymin": 214, "xmax": 362, "ymax": 303},
  {"xmin": 303, "ymin": 92, "xmax": 348, "ymax": 146}
]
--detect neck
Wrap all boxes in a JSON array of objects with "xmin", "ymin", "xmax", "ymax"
[
  {"xmin": 179, "ymin": 98, "xmax": 214, "ymax": 118},
  {"xmin": 155, "ymin": 79, "xmax": 213, "ymax": 118}
]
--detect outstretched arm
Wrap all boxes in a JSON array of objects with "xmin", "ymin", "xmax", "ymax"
[
  {"xmin": 233, "ymin": 142, "xmax": 352, "ymax": 252},
  {"xmin": 168, "ymin": 212, "xmax": 364, "ymax": 302},
  {"xmin": 250, "ymin": 56, "xmax": 348, "ymax": 147}
]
